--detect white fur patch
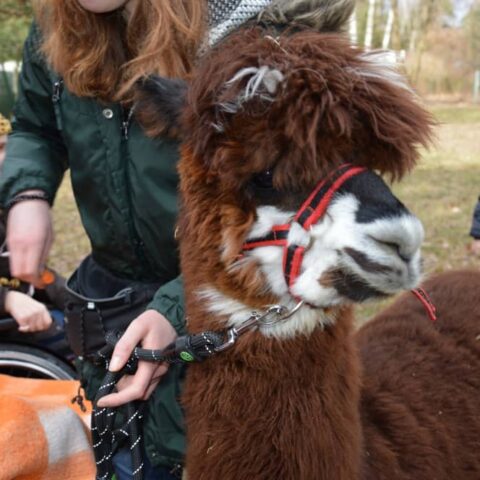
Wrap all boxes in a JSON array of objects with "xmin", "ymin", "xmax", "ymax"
[
  {"xmin": 244, "ymin": 194, "xmax": 424, "ymax": 307},
  {"xmin": 246, "ymin": 206, "xmax": 293, "ymax": 296},
  {"xmin": 197, "ymin": 286, "xmax": 335, "ymax": 339},
  {"xmin": 287, "ymin": 221, "xmax": 311, "ymax": 248},
  {"xmin": 246, "ymin": 206, "xmax": 292, "ymax": 239}
]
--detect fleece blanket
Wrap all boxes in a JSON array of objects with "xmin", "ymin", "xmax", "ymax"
[{"xmin": 0, "ymin": 374, "xmax": 95, "ymax": 480}]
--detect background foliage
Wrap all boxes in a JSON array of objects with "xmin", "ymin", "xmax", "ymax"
[{"xmin": 0, "ymin": 0, "xmax": 32, "ymax": 63}]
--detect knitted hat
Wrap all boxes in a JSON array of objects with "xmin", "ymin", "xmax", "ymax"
[
  {"xmin": 207, "ymin": 0, "xmax": 354, "ymax": 47},
  {"xmin": 207, "ymin": 0, "xmax": 273, "ymax": 47},
  {"xmin": 0, "ymin": 114, "xmax": 11, "ymax": 136}
]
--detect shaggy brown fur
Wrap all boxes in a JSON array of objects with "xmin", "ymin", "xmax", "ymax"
[
  {"xmin": 135, "ymin": 24, "xmax": 480, "ymax": 480},
  {"xmin": 180, "ymin": 270, "xmax": 480, "ymax": 479},
  {"xmin": 183, "ymin": 309, "xmax": 363, "ymax": 479},
  {"xmin": 358, "ymin": 270, "xmax": 480, "ymax": 479},
  {"xmin": 182, "ymin": 29, "xmax": 433, "ymax": 183}
]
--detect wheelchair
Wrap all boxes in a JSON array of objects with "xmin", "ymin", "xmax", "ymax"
[{"xmin": 0, "ymin": 309, "xmax": 77, "ymax": 380}]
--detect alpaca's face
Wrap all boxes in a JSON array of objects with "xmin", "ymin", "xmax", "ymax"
[
  {"xmin": 194, "ymin": 164, "xmax": 424, "ymax": 338},
  {"xmin": 244, "ymin": 168, "xmax": 424, "ymax": 307}
]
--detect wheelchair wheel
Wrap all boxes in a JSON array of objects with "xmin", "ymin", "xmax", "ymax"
[{"xmin": 0, "ymin": 343, "xmax": 77, "ymax": 380}]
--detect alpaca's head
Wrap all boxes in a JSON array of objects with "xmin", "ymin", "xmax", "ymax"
[{"xmin": 137, "ymin": 28, "xmax": 434, "ymax": 336}]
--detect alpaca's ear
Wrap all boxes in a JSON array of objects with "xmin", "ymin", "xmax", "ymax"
[
  {"xmin": 348, "ymin": 53, "xmax": 435, "ymax": 178},
  {"xmin": 134, "ymin": 76, "xmax": 188, "ymax": 139}
]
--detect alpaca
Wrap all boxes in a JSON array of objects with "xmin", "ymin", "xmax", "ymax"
[{"xmin": 136, "ymin": 20, "xmax": 480, "ymax": 480}]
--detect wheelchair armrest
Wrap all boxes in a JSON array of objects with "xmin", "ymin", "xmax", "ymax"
[{"xmin": 0, "ymin": 317, "xmax": 18, "ymax": 333}]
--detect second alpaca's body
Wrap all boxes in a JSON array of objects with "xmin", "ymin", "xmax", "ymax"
[{"xmin": 358, "ymin": 270, "xmax": 480, "ymax": 479}]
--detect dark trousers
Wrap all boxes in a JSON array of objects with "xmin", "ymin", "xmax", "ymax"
[{"xmin": 112, "ymin": 448, "xmax": 180, "ymax": 480}]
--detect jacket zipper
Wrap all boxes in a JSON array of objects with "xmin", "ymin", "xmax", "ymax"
[
  {"xmin": 120, "ymin": 105, "xmax": 156, "ymax": 278},
  {"xmin": 122, "ymin": 105, "xmax": 135, "ymax": 140},
  {"xmin": 52, "ymin": 79, "xmax": 64, "ymax": 130}
]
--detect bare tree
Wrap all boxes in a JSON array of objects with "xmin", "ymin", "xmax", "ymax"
[
  {"xmin": 409, "ymin": 0, "xmax": 452, "ymax": 82},
  {"xmin": 349, "ymin": 6, "xmax": 358, "ymax": 44},
  {"xmin": 364, "ymin": 0, "xmax": 376, "ymax": 48},
  {"xmin": 382, "ymin": 0, "xmax": 398, "ymax": 49}
]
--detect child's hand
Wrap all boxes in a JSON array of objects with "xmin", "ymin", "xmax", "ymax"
[{"xmin": 4, "ymin": 291, "xmax": 52, "ymax": 332}]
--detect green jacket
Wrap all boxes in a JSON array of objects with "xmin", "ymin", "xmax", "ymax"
[{"xmin": 0, "ymin": 24, "xmax": 186, "ymax": 469}]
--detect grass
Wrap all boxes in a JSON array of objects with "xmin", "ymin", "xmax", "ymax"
[
  {"xmin": 428, "ymin": 104, "xmax": 480, "ymax": 124},
  {"xmin": 49, "ymin": 103, "xmax": 480, "ymax": 322}
]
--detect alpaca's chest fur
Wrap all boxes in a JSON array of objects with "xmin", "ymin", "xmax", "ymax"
[{"xmin": 182, "ymin": 322, "xmax": 363, "ymax": 480}]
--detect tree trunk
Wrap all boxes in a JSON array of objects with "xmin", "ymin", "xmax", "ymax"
[
  {"xmin": 349, "ymin": 7, "xmax": 358, "ymax": 44},
  {"xmin": 364, "ymin": 0, "xmax": 376, "ymax": 49},
  {"xmin": 382, "ymin": 6, "xmax": 395, "ymax": 49}
]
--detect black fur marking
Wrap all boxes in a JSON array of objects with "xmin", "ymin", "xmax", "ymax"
[
  {"xmin": 343, "ymin": 247, "xmax": 393, "ymax": 275},
  {"xmin": 329, "ymin": 269, "xmax": 387, "ymax": 301}
]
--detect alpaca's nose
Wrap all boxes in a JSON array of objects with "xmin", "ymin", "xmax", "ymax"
[{"xmin": 367, "ymin": 214, "xmax": 424, "ymax": 264}]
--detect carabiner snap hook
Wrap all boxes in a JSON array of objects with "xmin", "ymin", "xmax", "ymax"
[
  {"xmin": 258, "ymin": 300, "xmax": 305, "ymax": 326},
  {"xmin": 214, "ymin": 312, "xmax": 262, "ymax": 353},
  {"xmin": 213, "ymin": 300, "xmax": 305, "ymax": 352}
]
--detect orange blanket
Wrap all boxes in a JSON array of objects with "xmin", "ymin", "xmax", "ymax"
[{"xmin": 0, "ymin": 374, "xmax": 95, "ymax": 480}]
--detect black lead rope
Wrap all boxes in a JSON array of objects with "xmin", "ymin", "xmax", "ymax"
[{"xmin": 92, "ymin": 330, "xmax": 225, "ymax": 480}]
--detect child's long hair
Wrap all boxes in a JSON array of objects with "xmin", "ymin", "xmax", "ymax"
[{"xmin": 35, "ymin": 0, "xmax": 207, "ymax": 102}]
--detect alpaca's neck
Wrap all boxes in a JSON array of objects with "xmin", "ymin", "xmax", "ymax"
[{"xmin": 182, "ymin": 306, "xmax": 363, "ymax": 480}]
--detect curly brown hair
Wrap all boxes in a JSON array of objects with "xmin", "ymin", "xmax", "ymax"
[{"xmin": 35, "ymin": 0, "xmax": 207, "ymax": 102}]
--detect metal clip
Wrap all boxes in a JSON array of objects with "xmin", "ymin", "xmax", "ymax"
[
  {"xmin": 214, "ymin": 313, "xmax": 261, "ymax": 353},
  {"xmin": 213, "ymin": 301, "xmax": 304, "ymax": 352},
  {"xmin": 257, "ymin": 300, "xmax": 304, "ymax": 326},
  {"xmin": 214, "ymin": 329, "xmax": 239, "ymax": 353}
]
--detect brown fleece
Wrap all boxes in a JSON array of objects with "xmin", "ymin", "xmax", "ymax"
[
  {"xmin": 135, "ymin": 25, "xmax": 480, "ymax": 480},
  {"xmin": 358, "ymin": 270, "xmax": 480, "ymax": 480},
  {"xmin": 173, "ymin": 28, "xmax": 442, "ymax": 480}
]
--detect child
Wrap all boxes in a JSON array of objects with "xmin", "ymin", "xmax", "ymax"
[{"xmin": 0, "ymin": 113, "xmax": 65, "ymax": 331}]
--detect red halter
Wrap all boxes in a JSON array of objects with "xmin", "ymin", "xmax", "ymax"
[
  {"xmin": 243, "ymin": 163, "xmax": 366, "ymax": 292},
  {"xmin": 242, "ymin": 163, "xmax": 437, "ymax": 322}
]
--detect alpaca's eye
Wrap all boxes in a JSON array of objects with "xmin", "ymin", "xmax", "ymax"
[{"xmin": 251, "ymin": 169, "xmax": 274, "ymax": 189}]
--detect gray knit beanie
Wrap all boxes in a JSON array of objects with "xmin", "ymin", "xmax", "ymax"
[
  {"xmin": 207, "ymin": 0, "xmax": 355, "ymax": 47},
  {"xmin": 207, "ymin": 0, "xmax": 273, "ymax": 47}
]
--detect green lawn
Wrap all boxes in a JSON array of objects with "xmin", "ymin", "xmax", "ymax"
[
  {"xmin": 429, "ymin": 104, "xmax": 480, "ymax": 124},
  {"xmin": 49, "ymin": 103, "xmax": 480, "ymax": 322}
]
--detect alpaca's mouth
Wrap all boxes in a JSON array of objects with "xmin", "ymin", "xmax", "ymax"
[{"xmin": 318, "ymin": 268, "xmax": 388, "ymax": 304}]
